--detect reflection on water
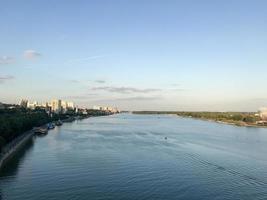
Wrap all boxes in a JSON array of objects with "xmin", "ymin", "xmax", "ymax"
[
  {"xmin": 0, "ymin": 138, "xmax": 34, "ymax": 200},
  {"xmin": 0, "ymin": 138, "xmax": 34, "ymax": 177},
  {"xmin": 1, "ymin": 114, "xmax": 267, "ymax": 200}
]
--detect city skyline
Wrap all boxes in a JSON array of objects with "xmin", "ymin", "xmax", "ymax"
[
  {"xmin": 17, "ymin": 98, "xmax": 118, "ymax": 112},
  {"xmin": 1, "ymin": 0, "xmax": 267, "ymax": 111}
]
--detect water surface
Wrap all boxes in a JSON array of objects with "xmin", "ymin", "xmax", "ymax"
[{"xmin": 1, "ymin": 114, "xmax": 267, "ymax": 200}]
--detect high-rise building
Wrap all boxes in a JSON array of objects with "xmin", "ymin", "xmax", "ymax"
[
  {"xmin": 19, "ymin": 99, "xmax": 28, "ymax": 108},
  {"xmin": 60, "ymin": 101, "xmax": 74, "ymax": 113},
  {"xmin": 61, "ymin": 101, "xmax": 67, "ymax": 113},
  {"xmin": 51, "ymin": 99, "xmax": 62, "ymax": 113}
]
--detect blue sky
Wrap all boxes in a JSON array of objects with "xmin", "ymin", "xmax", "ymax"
[{"xmin": 0, "ymin": 0, "xmax": 267, "ymax": 111}]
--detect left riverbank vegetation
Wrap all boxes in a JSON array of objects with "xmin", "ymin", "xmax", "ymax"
[
  {"xmin": 0, "ymin": 103, "xmax": 116, "ymax": 152},
  {"xmin": 133, "ymin": 111, "xmax": 267, "ymax": 127}
]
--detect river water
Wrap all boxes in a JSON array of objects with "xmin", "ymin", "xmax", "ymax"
[{"xmin": 1, "ymin": 114, "xmax": 267, "ymax": 200}]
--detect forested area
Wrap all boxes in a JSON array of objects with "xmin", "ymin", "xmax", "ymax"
[
  {"xmin": 0, "ymin": 108, "xmax": 50, "ymax": 149},
  {"xmin": 133, "ymin": 111, "xmax": 260, "ymax": 124},
  {"xmin": 0, "ymin": 106, "xmax": 114, "ymax": 151}
]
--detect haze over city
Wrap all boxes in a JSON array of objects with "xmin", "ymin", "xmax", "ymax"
[{"xmin": 1, "ymin": 0, "xmax": 267, "ymax": 111}]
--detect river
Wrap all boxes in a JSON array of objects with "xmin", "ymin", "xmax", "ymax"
[{"xmin": 1, "ymin": 114, "xmax": 267, "ymax": 200}]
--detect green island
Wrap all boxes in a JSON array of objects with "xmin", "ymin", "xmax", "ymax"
[{"xmin": 132, "ymin": 111, "xmax": 267, "ymax": 127}]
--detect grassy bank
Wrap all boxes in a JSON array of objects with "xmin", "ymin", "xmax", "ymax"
[{"xmin": 133, "ymin": 111, "xmax": 265, "ymax": 127}]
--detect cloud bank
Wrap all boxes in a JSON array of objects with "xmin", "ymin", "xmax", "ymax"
[
  {"xmin": 94, "ymin": 80, "xmax": 106, "ymax": 84},
  {"xmin": 67, "ymin": 55, "xmax": 106, "ymax": 64},
  {"xmin": 0, "ymin": 75, "xmax": 15, "ymax": 83},
  {"xmin": 91, "ymin": 86, "xmax": 161, "ymax": 94},
  {"xmin": 0, "ymin": 56, "xmax": 15, "ymax": 65},
  {"xmin": 113, "ymin": 96, "xmax": 162, "ymax": 101},
  {"xmin": 23, "ymin": 50, "xmax": 41, "ymax": 59}
]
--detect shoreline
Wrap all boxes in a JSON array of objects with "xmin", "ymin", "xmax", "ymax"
[
  {"xmin": 0, "ymin": 130, "xmax": 34, "ymax": 170},
  {"xmin": 176, "ymin": 115, "xmax": 267, "ymax": 128},
  {"xmin": 187, "ymin": 117, "xmax": 267, "ymax": 128},
  {"xmin": 132, "ymin": 112, "xmax": 267, "ymax": 128},
  {"xmin": 0, "ymin": 114, "xmax": 113, "ymax": 170}
]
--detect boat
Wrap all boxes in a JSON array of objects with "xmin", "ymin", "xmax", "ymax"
[
  {"xmin": 62, "ymin": 117, "xmax": 75, "ymax": 123},
  {"xmin": 47, "ymin": 123, "xmax": 55, "ymax": 130},
  {"xmin": 55, "ymin": 120, "xmax": 63, "ymax": 126},
  {"xmin": 33, "ymin": 127, "xmax": 48, "ymax": 135}
]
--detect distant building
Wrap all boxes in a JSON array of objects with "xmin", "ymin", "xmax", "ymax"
[
  {"xmin": 93, "ymin": 105, "xmax": 102, "ymax": 110},
  {"xmin": 67, "ymin": 102, "xmax": 74, "ymax": 109},
  {"xmin": 259, "ymin": 107, "xmax": 267, "ymax": 121},
  {"xmin": 93, "ymin": 105, "xmax": 119, "ymax": 113},
  {"xmin": 19, "ymin": 99, "xmax": 28, "ymax": 108},
  {"xmin": 61, "ymin": 101, "xmax": 74, "ymax": 113},
  {"xmin": 27, "ymin": 101, "xmax": 40, "ymax": 109},
  {"xmin": 51, "ymin": 99, "xmax": 62, "ymax": 113},
  {"xmin": 15, "ymin": 98, "xmax": 76, "ymax": 113},
  {"xmin": 61, "ymin": 101, "xmax": 67, "ymax": 113}
]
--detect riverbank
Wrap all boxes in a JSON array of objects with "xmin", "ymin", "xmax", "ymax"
[
  {"xmin": 0, "ymin": 105, "xmax": 116, "ymax": 151},
  {"xmin": 133, "ymin": 111, "xmax": 267, "ymax": 128},
  {"xmin": 0, "ymin": 130, "xmax": 34, "ymax": 170},
  {"xmin": 0, "ymin": 113, "xmax": 115, "ymax": 170},
  {"xmin": 2, "ymin": 113, "xmax": 267, "ymax": 200},
  {"xmin": 185, "ymin": 116, "xmax": 267, "ymax": 128}
]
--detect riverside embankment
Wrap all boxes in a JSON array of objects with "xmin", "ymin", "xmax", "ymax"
[
  {"xmin": 0, "ymin": 130, "xmax": 34, "ymax": 169},
  {"xmin": 0, "ymin": 114, "xmax": 113, "ymax": 170}
]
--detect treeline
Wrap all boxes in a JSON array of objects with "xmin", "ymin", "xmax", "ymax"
[
  {"xmin": 0, "ymin": 108, "xmax": 50, "ymax": 149},
  {"xmin": 175, "ymin": 112, "xmax": 259, "ymax": 123},
  {"xmin": 0, "ymin": 106, "xmax": 114, "ymax": 151},
  {"xmin": 133, "ymin": 111, "xmax": 260, "ymax": 123}
]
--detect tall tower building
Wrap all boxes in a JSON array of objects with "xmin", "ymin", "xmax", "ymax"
[{"xmin": 51, "ymin": 99, "xmax": 62, "ymax": 113}]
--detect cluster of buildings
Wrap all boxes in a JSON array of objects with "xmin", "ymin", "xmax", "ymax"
[
  {"xmin": 20, "ymin": 99, "xmax": 75, "ymax": 114},
  {"xmin": 18, "ymin": 99, "xmax": 120, "ymax": 115},
  {"xmin": 93, "ymin": 105, "xmax": 119, "ymax": 113}
]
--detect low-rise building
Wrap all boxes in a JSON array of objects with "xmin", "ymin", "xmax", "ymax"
[
  {"xmin": 19, "ymin": 99, "xmax": 28, "ymax": 108},
  {"xmin": 93, "ymin": 105, "xmax": 119, "ymax": 113},
  {"xmin": 27, "ymin": 101, "xmax": 41, "ymax": 109},
  {"xmin": 259, "ymin": 107, "xmax": 267, "ymax": 121}
]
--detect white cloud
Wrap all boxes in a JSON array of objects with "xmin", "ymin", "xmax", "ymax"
[
  {"xmin": 0, "ymin": 56, "xmax": 15, "ymax": 65},
  {"xmin": 94, "ymin": 80, "xmax": 106, "ymax": 84},
  {"xmin": 0, "ymin": 75, "xmax": 15, "ymax": 83},
  {"xmin": 23, "ymin": 50, "xmax": 41, "ymax": 59},
  {"xmin": 113, "ymin": 96, "xmax": 162, "ymax": 101},
  {"xmin": 91, "ymin": 86, "xmax": 161, "ymax": 94},
  {"xmin": 66, "ymin": 55, "xmax": 106, "ymax": 64}
]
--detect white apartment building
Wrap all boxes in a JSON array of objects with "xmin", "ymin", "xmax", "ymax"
[
  {"xmin": 259, "ymin": 107, "xmax": 267, "ymax": 121},
  {"xmin": 93, "ymin": 105, "xmax": 119, "ymax": 113},
  {"xmin": 51, "ymin": 99, "xmax": 62, "ymax": 113},
  {"xmin": 27, "ymin": 101, "xmax": 41, "ymax": 109},
  {"xmin": 61, "ymin": 101, "xmax": 75, "ymax": 113}
]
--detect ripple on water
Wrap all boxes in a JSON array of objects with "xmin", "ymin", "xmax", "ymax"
[{"xmin": 1, "ymin": 114, "xmax": 267, "ymax": 200}]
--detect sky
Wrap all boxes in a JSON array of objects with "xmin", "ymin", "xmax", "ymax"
[{"xmin": 0, "ymin": 0, "xmax": 267, "ymax": 111}]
